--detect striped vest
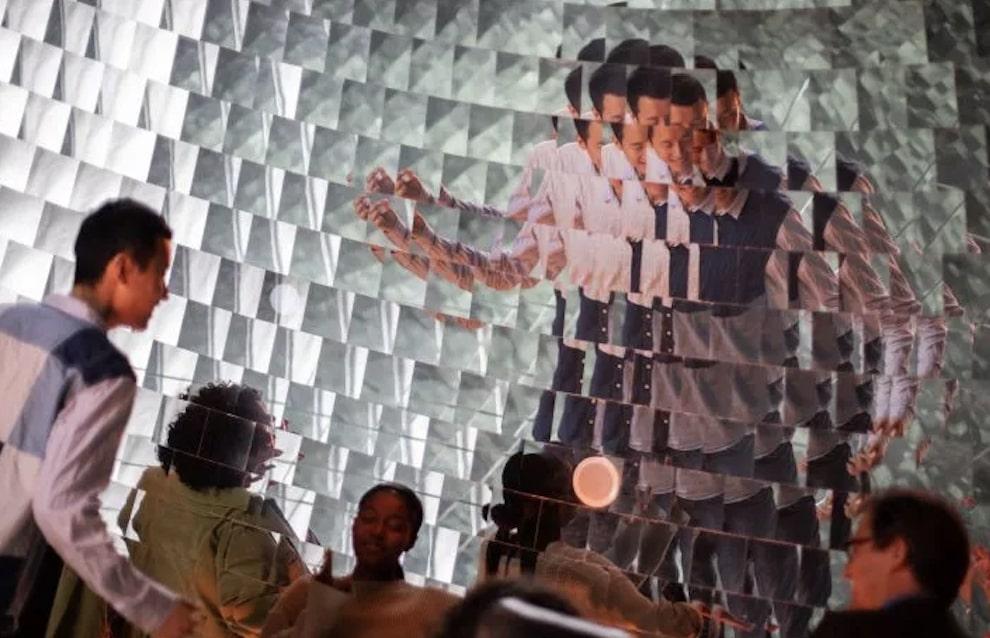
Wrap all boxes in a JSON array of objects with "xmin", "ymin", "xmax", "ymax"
[{"xmin": 0, "ymin": 298, "xmax": 134, "ymax": 558}]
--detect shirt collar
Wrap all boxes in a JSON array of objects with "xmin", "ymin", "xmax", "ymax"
[
  {"xmin": 689, "ymin": 189, "xmax": 717, "ymax": 215},
  {"xmin": 710, "ymin": 152, "xmax": 748, "ymax": 183},
  {"xmin": 713, "ymin": 189, "xmax": 749, "ymax": 218},
  {"xmin": 43, "ymin": 294, "xmax": 107, "ymax": 330}
]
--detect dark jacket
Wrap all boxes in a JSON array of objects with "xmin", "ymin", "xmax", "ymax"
[{"xmin": 811, "ymin": 597, "xmax": 969, "ymax": 638}]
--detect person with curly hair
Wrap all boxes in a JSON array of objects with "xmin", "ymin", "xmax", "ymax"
[{"xmin": 46, "ymin": 382, "xmax": 305, "ymax": 637}]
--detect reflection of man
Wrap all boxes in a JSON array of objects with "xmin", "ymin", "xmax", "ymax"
[{"xmin": 811, "ymin": 490, "xmax": 969, "ymax": 638}]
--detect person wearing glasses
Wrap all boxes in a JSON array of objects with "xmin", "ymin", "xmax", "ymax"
[{"xmin": 810, "ymin": 489, "xmax": 970, "ymax": 638}]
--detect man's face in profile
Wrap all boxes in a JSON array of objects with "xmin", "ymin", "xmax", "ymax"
[
  {"xmin": 619, "ymin": 123, "xmax": 650, "ymax": 179},
  {"xmin": 598, "ymin": 93, "xmax": 627, "ymax": 123},
  {"xmin": 668, "ymin": 99, "xmax": 708, "ymax": 129},
  {"xmin": 634, "ymin": 96, "xmax": 670, "ymax": 127},
  {"xmin": 843, "ymin": 513, "xmax": 909, "ymax": 610},
  {"xmin": 652, "ymin": 124, "xmax": 692, "ymax": 179}
]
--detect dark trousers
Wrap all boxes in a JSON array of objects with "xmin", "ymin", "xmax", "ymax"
[
  {"xmin": 0, "ymin": 545, "xmax": 64, "ymax": 637},
  {"xmin": 777, "ymin": 496, "xmax": 831, "ymax": 637},
  {"xmin": 806, "ymin": 442, "xmax": 856, "ymax": 550},
  {"xmin": 601, "ymin": 453, "xmax": 679, "ymax": 587},
  {"xmin": 753, "ymin": 441, "xmax": 820, "ymax": 638}
]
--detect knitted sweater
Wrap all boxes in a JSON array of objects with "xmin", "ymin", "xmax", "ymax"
[
  {"xmin": 481, "ymin": 539, "xmax": 702, "ymax": 638},
  {"xmin": 263, "ymin": 576, "xmax": 459, "ymax": 638}
]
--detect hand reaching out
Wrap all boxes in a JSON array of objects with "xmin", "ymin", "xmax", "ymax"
[
  {"xmin": 354, "ymin": 196, "xmax": 409, "ymax": 247},
  {"xmin": 847, "ymin": 437, "xmax": 888, "ymax": 476},
  {"xmin": 365, "ymin": 167, "xmax": 395, "ymax": 195},
  {"xmin": 395, "ymin": 168, "xmax": 434, "ymax": 203}
]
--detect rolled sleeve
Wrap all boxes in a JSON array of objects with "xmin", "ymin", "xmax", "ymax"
[{"xmin": 33, "ymin": 377, "xmax": 178, "ymax": 634}]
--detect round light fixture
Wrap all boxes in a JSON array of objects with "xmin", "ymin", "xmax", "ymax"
[{"xmin": 572, "ymin": 456, "xmax": 621, "ymax": 509}]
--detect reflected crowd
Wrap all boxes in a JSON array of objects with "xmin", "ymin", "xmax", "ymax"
[{"xmin": 0, "ymin": 16, "xmax": 986, "ymax": 638}]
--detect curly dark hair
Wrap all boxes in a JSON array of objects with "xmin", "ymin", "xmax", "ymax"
[{"xmin": 157, "ymin": 382, "xmax": 274, "ymax": 491}]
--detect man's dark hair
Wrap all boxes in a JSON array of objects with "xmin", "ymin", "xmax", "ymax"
[
  {"xmin": 557, "ymin": 38, "xmax": 608, "ymax": 135},
  {"xmin": 605, "ymin": 38, "xmax": 650, "ymax": 65},
  {"xmin": 74, "ymin": 199, "xmax": 172, "ymax": 286},
  {"xmin": 671, "ymin": 73, "xmax": 707, "ymax": 107},
  {"xmin": 565, "ymin": 66, "xmax": 582, "ymax": 114},
  {"xmin": 628, "ymin": 66, "xmax": 672, "ymax": 115},
  {"xmin": 610, "ymin": 122, "xmax": 625, "ymax": 145},
  {"xmin": 865, "ymin": 489, "xmax": 970, "ymax": 608},
  {"xmin": 577, "ymin": 37, "xmax": 606, "ymax": 62},
  {"xmin": 715, "ymin": 69, "xmax": 738, "ymax": 98},
  {"xmin": 563, "ymin": 66, "xmax": 591, "ymax": 141},
  {"xmin": 694, "ymin": 54, "xmax": 718, "ymax": 70},
  {"xmin": 158, "ymin": 382, "xmax": 273, "ymax": 491},
  {"xmin": 693, "ymin": 56, "xmax": 740, "ymax": 99},
  {"xmin": 650, "ymin": 44, "xmax": 685, "ymax": 69},
  {"xmin": 437, "ymin": 580, "xmax": 578, "ymax": 638},
  {"xmin": 589, "ymin": 63, "xmax": 627, "ymax": 115}
]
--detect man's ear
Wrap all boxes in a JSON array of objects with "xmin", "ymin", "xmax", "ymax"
[
  {"xmin": 107, "ymin": 252, "xmax": 129, "ymax": 285},
  {"xmin": 889, "ymin": 536, "xmax": 911, "ymax": 569}
]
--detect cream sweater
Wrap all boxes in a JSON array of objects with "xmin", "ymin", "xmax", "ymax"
[
  {"xmin": 480, "ymin": 540, "xmax": 702, "ymax": 638},
  {"xmin": 262, "ymin": 576, "xmax": 459, "ymax": 638}
]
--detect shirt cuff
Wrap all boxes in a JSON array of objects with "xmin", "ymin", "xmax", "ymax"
[{"xmin": 119, "ymin": 582, "xmax": 181, "ymax": 635}]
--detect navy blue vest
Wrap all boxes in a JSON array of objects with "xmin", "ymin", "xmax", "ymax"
[
  {"xmin": 700, "ymin": 190, "xmax": 790, "ymax": 311},
  {"xmin": 707, "ymin": 153, "xmax": 783, "ymax": 192}
]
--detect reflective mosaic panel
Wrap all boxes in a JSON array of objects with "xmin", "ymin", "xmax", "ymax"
[{"xmin": 1, "ymin": 0, "xmax": 989, "ymax": 635}]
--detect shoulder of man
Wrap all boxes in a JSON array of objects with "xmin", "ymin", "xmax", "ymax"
[
  {"xmin": 738, "ymin": 151, "xmax": 784, "ymax": 191},
  {"xmin": 52, "ymin": 326, "xmax": 134, "ymax": 386},
  {"xmin": 811, "ymin": 608, "xmax": 888, "ymax": 638}
]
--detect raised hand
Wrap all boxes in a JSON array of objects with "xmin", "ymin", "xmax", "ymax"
[
  {"xmin": 355, "ymin": 196, "xmax": 410, "ymax": 247},
  {"xmin": 395, "ymin": 168, "xmax": 434, "ymax": 203},
  {"xmin": 365, "ymin": 167, "xmax": 395, "ymax": 195}
]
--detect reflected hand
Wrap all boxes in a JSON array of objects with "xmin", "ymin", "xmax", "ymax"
[
  {"xmin": 411, "ymin": 210, "xmax": 432, "ymax": 243},
  {"xmin": 845, "ymin": 493, "xmax": 868, "ymax": 518},
  {"xmin": 395, "ymin": 168, "xmax": 434, "ymax": 203},
  {"xmin": 433, "ymin": 312, "xmax": 485, "ymax": 331},
  {"xmin": 368, "ymin": 243, "xmax": 388, "ymax": 263},
  {"xmin": 816, "ymin": 493, "xmax": 833, "ymax": 521},
  {"xmin": 874, "ymin": 416, "xmax": 909, "ymax": 437},
  {"xmin": 365, "ymin": 167, "xmax": 395, "ymax": 195},
  {"xmin": 354, "ymin": 195, "xmax": 374, "ymax": 221},
  {"xmin": 847, "ymin": 438, "xmax": 887, "ymax": 476}
]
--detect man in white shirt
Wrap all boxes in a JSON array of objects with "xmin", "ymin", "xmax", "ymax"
[{"xmin": 0, "ymin": 200, "xmax": 197, "ymax": 637}]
